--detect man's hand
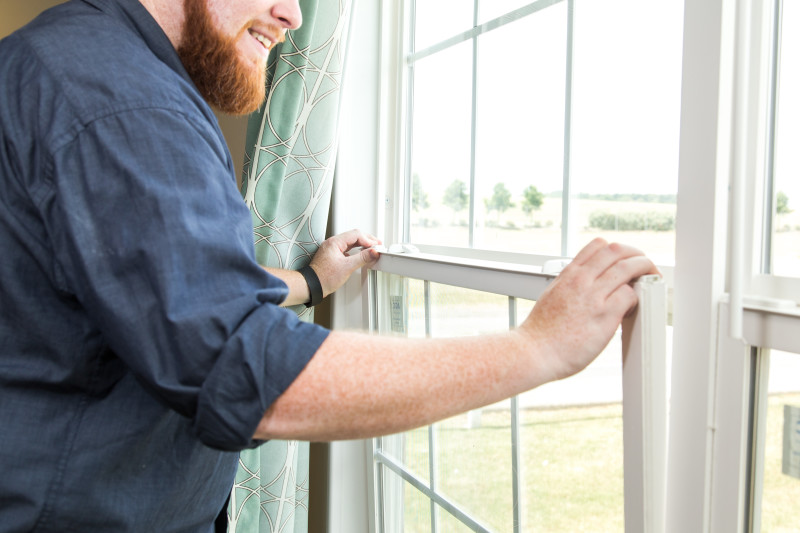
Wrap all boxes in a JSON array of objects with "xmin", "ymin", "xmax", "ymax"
[
  {"xmin": 264, "ymin": 229, "xmax": 381, "ymax": 306},
  {"xmin": 519, "ymin": 238, "xmax": 659, "ymax": 383},
  {"xmin": 309, "ymin": 229, "xmax": 382, "ymax": 297}
]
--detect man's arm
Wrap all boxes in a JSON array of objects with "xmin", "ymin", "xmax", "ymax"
[
  {"xmin": 254, "ymin": 238, "xmax": 658, "ymax": 441},
  {"xmin": 264, "ymin": 229, "xmax": 381, "ymax": 307}
]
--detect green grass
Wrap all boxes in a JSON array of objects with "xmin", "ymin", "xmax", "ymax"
[{"xmin": 383, "ymin": 394, "xmax": 800, "ymax": 532}]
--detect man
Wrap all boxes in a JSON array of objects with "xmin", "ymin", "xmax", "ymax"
[{"xmin": 0, "ymin": 0, "xmax": 657, "ymax": 531}]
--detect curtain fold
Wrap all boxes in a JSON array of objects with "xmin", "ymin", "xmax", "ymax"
[{"xmin": 227, "ymin": 0, "xmax": 353, "ymax": 531}]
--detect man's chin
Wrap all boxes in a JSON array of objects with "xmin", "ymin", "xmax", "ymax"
[{"xmin": 204, "ymin": 70, "xmax": 266, "ymax": 116}]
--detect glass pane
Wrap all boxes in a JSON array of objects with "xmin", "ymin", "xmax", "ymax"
[
  {"xmin": 770, "ymin": 0, "xmax": 800, "ymax": 276},
  {"xmin": 757, "ymin": 351, "xmax": 800, "ymax": 531},
  {"xmin": 519, "ymin": 324, "xmax": 625, "ymax": 530},
  {"xmin": 428, "ymin": 284, "xmax": 512, "ymax": 531},
  {"xmin": 570, "ymin": 0, "xmax": 684, "ymax": 265},
  {"xmin": 374, "ymin": 276, "xmax": 516, "ymax": 529},
  {"xmin": 380, "ymin": 467, "xmax": 432, "ymax": 533},
  {"xmin": 478, "ymin": 0, "xmax": 545, "ymax": 25},
  {"xmin": 514, "ymin": 298, "xmax": 674, "ymax": 531},
  {"xmin": 435, "ymin": 410, "xmax": 514, "ymax": 532},
  {"xmin": 409, "ymin": 41, "xmax": 473, "ymax": 248},
  {"xmin": 414, "ymin": 0, "xmax": 474, "ymax": 52},
  {"xmin": 473, "ymin": 3, "xmax": 568, "ymax": 255},
  {"xmin": 521, "ymin": 403, "xmax": 624, "ymax": 530}
]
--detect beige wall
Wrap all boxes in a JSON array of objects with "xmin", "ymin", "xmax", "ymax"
[
  {"xmin": 0, "ymin": 0, "xmax": 65, "ymax": 38},
  {"xmin": 1, "ymin": 1, "xmax": 249, "ymax": 184}
]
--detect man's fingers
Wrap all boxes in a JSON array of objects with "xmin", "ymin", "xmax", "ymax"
[
  {"xmin": 596, "ymin": 254, "xmax": 659, "ymax": 296},
  {"xmin": 568, "ymin": 239, "xmax": 655, "ymax": 285},
  {"xmin": 332, "ymin": 229, "xmax": 382, "ymax": 253},
  {"xmin": 569, "ymin": 237, "xmax": 609, "ymax": 266}
]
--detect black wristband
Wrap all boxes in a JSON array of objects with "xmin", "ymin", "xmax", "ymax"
[{"xmin": 298, "ymin": 265, "xmax": 323, "ymax": 308}]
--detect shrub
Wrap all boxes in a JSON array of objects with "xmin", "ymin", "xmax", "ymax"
[{"xmin": 588, "ymin": 210, "xmax": 675, "ymax": 231}]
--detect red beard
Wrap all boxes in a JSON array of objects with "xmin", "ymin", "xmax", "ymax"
[{"xmin": 177, "ymin": 0, "xmax": 269, "ymax": 115}]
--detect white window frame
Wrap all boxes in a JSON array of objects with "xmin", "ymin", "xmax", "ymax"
[
  {"xmin": 669, "ymin": 0, "xmax": 800, "ymax": 531},
  {"xmin": 326, "ymin": 0, "xmax": 800, "ymax": 531}
]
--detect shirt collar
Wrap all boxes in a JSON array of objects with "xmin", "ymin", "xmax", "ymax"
[{"xmin": 78, "ymin": 0, "xmax": 196, "ymax": 88}]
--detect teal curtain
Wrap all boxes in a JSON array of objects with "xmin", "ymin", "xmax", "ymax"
[{"xmin": 227, "ymin": 0, "xmax": 353, "ymax": 531}]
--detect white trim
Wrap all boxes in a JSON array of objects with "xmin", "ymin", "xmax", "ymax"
[
  {"xmin": 372, "ymin": 251, "xmax": 554, "ymax": 300},
  {"xmin": 741, "ymin": 302, "xmax": 800, "ymax": 353},
  {"xmin": 327, "ymin": 0, "xmax": 387, "ymax": 530},
  {"xmin": 622, "ymin": 277, "xmax": 668, "ymax": 533},
  {"xmin": 666, "ymin": 0, "xmax": 736, "ymax": 528},
  {"xmin": 708, "ymin": 304, "xmax": 752, "ymax": 533}
]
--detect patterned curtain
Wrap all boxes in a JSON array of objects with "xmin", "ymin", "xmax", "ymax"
[{"xmin": 226, "ymin": 0, "xmax": 353, "ymax": 531}]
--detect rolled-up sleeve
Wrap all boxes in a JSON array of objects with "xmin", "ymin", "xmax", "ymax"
[{"xmin": 41, "ymin": 106, "xmax": 328, "ymax": 450}]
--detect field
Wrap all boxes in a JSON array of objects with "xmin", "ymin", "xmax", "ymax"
[{"xmin": 410, "ymin": 197, "xmax": 800, "ymax": 271}]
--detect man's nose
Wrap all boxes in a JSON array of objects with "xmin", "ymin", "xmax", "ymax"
[{"xmin": 272, "ymin": 0, "xmax": 302, "ymax": 30}]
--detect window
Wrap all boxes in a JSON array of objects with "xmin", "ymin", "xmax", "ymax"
[
  {"xmin": 328, "ymin": 0, "xmax": 800, "ymax": 531},
  {"xmin": 344, "ymin": 1, "xmax": 683, "ymax": 530}
]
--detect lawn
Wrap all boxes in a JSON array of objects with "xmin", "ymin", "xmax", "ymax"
[{"xmin": 383, "ymin": 393, "xmax": 800, "ymax": 532}]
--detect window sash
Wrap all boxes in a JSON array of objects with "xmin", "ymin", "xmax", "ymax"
[{"xmin": 366, "ymin": 255, "xmax": 668, "ymax": 532}]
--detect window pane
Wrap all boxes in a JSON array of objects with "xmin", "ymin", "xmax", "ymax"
[
  {"xmin": 414, "ymin": 0, "xmax": 474, "ymax": 52},
  {"xmin": 431, "ymin": 411, "xmax": 514, "ymax": 531},
  {"xmin": 519, "ymin": 323, "xmax": 626, "ymax": 530},
  {"xmin": 380, "ymin": 467, "xmax": 431, "ymax": 532},
  {"xmin": 570, "ymin": 0, "xmax": 683, "ymax": 264},
  {"xmin": 514, "ymin": 299, "xmax": 674, "ymax": 531},
  {"xmin": 473, "ymin": 3, "xmax": 568, "ymax": 255},
  {"xmin": 770, "ymin": 0, "xmax": 800, "ymax": 276},
  {"xmin": 757, "ymin": 351, "xmax": 800, "ymax": 530},
  {"xmin": 409, "ymin": 42, "xmax": 473, "ymax": 247},
  {"xmin": 478, "ymin": 0, "xmax": 544, "ymax": 25}
]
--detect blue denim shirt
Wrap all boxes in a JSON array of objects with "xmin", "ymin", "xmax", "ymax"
[{"xmin": 0, "ymin": 1, "xmax": 329, "ymax": 530}]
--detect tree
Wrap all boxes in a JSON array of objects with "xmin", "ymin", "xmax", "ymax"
[
  {"xmin": 484, "ymin": 182, "xmax": 514, "ymax": 222},
  {"xmin": 521, "ymin": 185, "xmax": 544, "ymax": 220},
  {"xmin": 443, "ymin": 179, "xmax": 468, "ymax": 223},
  {"xmin": 777, "ymin": 191, "xmax": 792, "ymax": 215},
  {"xmin": 412, "ymin": 173, "xmax": 429, "ymax": 212}
]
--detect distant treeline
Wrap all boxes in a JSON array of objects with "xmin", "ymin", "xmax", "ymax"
[{"xmin": 545, "ymin": 191, "xmax": 677, "ymax": 204}]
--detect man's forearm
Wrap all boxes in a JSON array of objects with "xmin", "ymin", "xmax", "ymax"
[
  {"xmin": 254, "ymin": 329, "xmax": 547, "ymax": 441},
  {"xmin": 264, "ymin": 267, "xmax": 311, "ymax": 307}
]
